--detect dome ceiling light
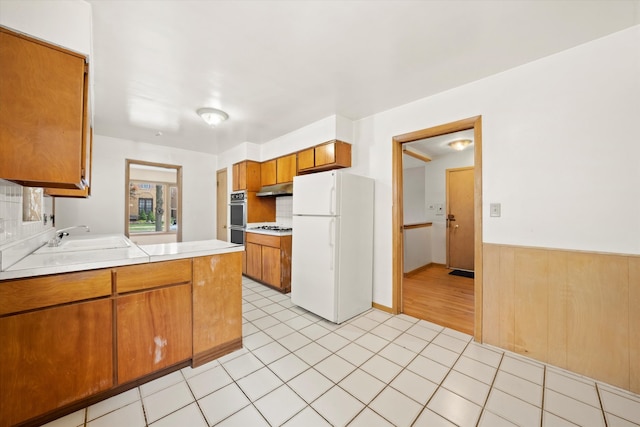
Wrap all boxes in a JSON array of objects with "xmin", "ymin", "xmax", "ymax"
[
  {"xmin": 448, "ymin": 139, "xmax": 472, "ymax": 151},
  {"xmin": 197, "ymin": 108, "xmax": 229, "ymax": 127}
]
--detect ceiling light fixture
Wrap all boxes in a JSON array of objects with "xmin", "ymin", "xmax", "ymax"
[
  {"xmin": 448, "ymin": 139, "xmax": 472, "ymax": 151},
  {"xmin": 197, "ymin": 107, "xmax": 229, "ymax": 127}
]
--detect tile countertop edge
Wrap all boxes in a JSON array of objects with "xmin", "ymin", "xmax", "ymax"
[
  {"xmin": 0, "ymin": 239, "xmax": 244, "ymax": 281},
  {"xmin": 246, "ymin": 229, "xmax": 292, "ymax": 237},
  {"xmin": 139, "ymin": 240, "xmax": 244, "ymax": 262},
  {"xmin": 0, "ymin": 254, "xmax": 150, "ymax": 281}
]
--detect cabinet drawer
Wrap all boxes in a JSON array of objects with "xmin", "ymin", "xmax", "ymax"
[
  {"xmin": 0, "ymin": 269, "xmax": 112, "ymax": 316},
  {"xmin": 115, "ymin": 259, "xmax": 192, "ymax": 293},
  {"xmin": 246, "ymin": 232, "xmax": 281, "ymax": 248}
]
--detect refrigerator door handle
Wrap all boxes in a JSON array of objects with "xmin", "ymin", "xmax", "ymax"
[
  {"xmin": 329, "ymin": 185, "xmax": 336, "ymax": 215},
  {"xmin": 329, "ymin": 218, "xmax": 335, "ymax": 270}
]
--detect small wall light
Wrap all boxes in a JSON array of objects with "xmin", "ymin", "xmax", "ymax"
[{"xmin": 197, "ymin": 108, "xmax": 229, "ymax": 127}]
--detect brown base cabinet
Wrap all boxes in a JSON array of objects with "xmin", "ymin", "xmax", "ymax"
[
  {"xmin": 193, "ymin": 253, "xmax": 243, "ymax": 366},
  {"xmin": 116, "ymin": 284, "xmax": 192, "ymax": 384},
  {"xmin": 0, "ymin": 299, "xmax": 113, "ymax": 427},
  {"xmin": 245, "ymin": 232, "xmax": 292, "ymax": 292},
  {"xmin": 0, "ymin": 251, "xmax": 242, "ymax": 427}
]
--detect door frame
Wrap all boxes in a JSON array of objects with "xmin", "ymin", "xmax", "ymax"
[
  {"xmin": 446, "ymin": 166, "xmax": 475, "ymax": 270},
  {"xmin": 216, "ymin": 168, "xmax": 228, "ymax": 241},
  {"xmin": 392, "ymin": 116, "xmax": 483, "ymax": 340}
]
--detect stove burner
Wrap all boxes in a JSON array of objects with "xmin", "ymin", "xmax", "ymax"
[{"xmin": 251, "ymin": 225, "xmax": 293, "ymax": 232}]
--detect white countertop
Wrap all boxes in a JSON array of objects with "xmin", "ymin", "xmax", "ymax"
[
  {"xmin": 0, "ymin": 236, "xmax": 243, "ymax": 280},
  {"xmin": 139, "ymin": 239, "xmax": 244, "ymax": 262}
]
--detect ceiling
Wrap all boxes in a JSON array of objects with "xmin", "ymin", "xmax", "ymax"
[
  {"xmin": 403, "ymin": 130, "xmax": 474, "ymax": 169},
  {"xmin": 87, "ymin": 0, "xmax": 639, "ymax": 155}
]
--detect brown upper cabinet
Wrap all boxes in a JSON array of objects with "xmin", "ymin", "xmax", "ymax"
[
  {"xmin": 261, "ymin": 153, "xmax": 297, "ymax": 186},
  {"xmin": 232, "ymin": 160, "xmax": 261, "ymax": 191},
  {"xmin": 261, "ymin": 159, "xmax": 277, "ymax": 186},
  {"xmin": 297, "ymin": 140, "xmax": 351, "ymax": 174},
  {"xmin": 0, "ymin": 28, "xmax": 91, "ymax": 192},
  {"xmin": 276, "ymin": 153, "xmax": 297, "ymax": 183}
]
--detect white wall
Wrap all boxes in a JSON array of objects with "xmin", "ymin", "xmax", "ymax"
[
  {"xmin": 355, "ymin": 25, "xmax": 640, "ymax": 306},
  {"xmin": 403, "ymin": 227, "xmax": 431, "ymax": 273},
  {"xmin": 402, "ymin": 166, "xmax": 426, "ymax": 225},
  {"xmin": 55, "ymin": 135, "xmax": 217, "ymax": 242},
  {"xmin": 0, "ymin": 0, "xmax": 92, "ymax": 56}
]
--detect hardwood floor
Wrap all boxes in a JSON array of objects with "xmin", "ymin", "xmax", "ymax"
[{"xmin": 402, "ymin": 264, "xmax": 474, "ymax": 336}]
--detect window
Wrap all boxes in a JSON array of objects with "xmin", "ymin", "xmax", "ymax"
[
  {"xmin": 126, "ymin": 160, "xmax": 182, "ymax": 244},
  {"xmin": 138, "ymin": 198, "xmax": 153, "ymax": 218}
]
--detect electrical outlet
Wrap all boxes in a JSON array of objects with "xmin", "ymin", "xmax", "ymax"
[{"xmin": 490, "ymin": 203, "xmax": 501, "ymax": 217}]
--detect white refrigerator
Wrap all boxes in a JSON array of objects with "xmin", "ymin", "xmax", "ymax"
[{"xmin": 291, "ymin": 170, "xmax": 374, "ymax": 323}]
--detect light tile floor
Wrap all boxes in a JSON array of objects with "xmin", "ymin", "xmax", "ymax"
[{"xmin": 45, "ymin": 277, "xmax": 640, "ymax": 427}]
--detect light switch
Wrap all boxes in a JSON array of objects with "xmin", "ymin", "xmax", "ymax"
[{"xmin": 490, "ymin": 203, "xmax": 501, "ymax": 217}]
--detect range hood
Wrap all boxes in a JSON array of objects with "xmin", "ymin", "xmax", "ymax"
[{"xmin": 256, "ymin": 182, "xmax": 293, "ymax": 197}]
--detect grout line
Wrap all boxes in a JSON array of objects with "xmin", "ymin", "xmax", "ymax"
[
  {"xmin": 540, "ymin": 364, "xmax": 546, "ymax": 427},
  {"xmin": 595, "ymin": 383, "xmax": 609, "ymax": 427}
]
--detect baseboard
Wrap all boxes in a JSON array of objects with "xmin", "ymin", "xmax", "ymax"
[
  {"xmin": 403, "ymin": 262, "xmax": 446, "ymax": 277},
  {"xmin": 192, "ymin": 338, "xmax": 243, "ymax": 368},
  {"xmin": 372, "ymin": 302, "xmax": 393, "ymax": 314}
]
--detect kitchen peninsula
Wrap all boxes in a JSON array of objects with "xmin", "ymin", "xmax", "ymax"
[{"xmin": 0, "ymin": 235, "xmax": 243, "ymax": 427}]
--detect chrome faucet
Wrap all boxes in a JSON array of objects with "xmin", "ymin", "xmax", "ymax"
[{"xmin": 48, "ymin": 225, "xmax": 90, "ymax": 247}]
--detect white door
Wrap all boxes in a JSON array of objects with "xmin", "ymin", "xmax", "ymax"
[
  {"xmin": 291, "ymin": 215, "xmax": 338, "ymax": 321},
  {"xmin": 292, "ymin": 171, "xmax": 338, "ymax": 216}
]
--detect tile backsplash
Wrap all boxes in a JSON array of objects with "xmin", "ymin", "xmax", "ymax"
[
  {"xmin": 0, "ymin": 179, "xmax": 53, "ymax": 245},
  {"xmin": 276, "ymin": 196, "xmax": 293, "ymax": 227}
]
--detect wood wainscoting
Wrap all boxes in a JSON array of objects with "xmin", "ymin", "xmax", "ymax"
[{"xmin": 483, "ymin": 243, "xmax": 640, "ymax": 394}]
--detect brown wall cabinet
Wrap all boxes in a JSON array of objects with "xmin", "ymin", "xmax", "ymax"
[
  {"xmin": 246, "ymin": 191, "xmax": 276, "ymax": 223},
  {"xmin": 245, "ymin": 232, "xmax": 292, "ymax": 292},
  {"xmin": 261, "ymin": 159, "xmax": 277, "ymax": 187},
  {"xmin": 298, "ymin": 140, "xmax": 351, "ymax": 174},
  {"xmin": 0, "ymin": 28, "xmax": 91, "ymax": 192},
  {"xmin": 232, "ymin": 160, "xmax": 261, "ymax": 191},
  {"xmin": 276, "ymin": 153, "xmax": 297, "ymax": 183},
  {"xmin": 259, "ymin": 154, "xmax": 297, "ymax": 187}
]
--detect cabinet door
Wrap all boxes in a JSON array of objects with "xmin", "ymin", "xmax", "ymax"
[
  {"xmin": 192, "ymin": 253, "xmax": 242, "ymax": 365},
  {"xmin": 232, "ymin": 163, "xmax": 240, "ymax": 191},
  {"xmin": 261, "ymin": 246, "xmax": 282, "ymax": 289},
  {"xmin": 298, "ymin": 148, "xmax": 315, "ymax": 171},
  {"xmin": 237, "ymin": 162, "xmax": 247, "ymax": 190},
  {"xmin": 276, "ymin": 154, "xmax": 297, "ymax": 183},
  {"xmin": 0, "ymin": 28, "xmax": 87, "ymax": 189},
  {"xmin": 261, "ymin": 159, "xmax": 277, "ymax": 186},
  {"xmin": 246, "ymin": 242, "xmax": 262, "ymax": 280},
  {"xmin": 0, "ymin": 299, "xmax": 113, "ymax": 427},
  {"xmin": 315, "ymin": 142, "xmax": 336, "ymax": 167},
  {"xmin": 117, "ymin": 284, "xmax": 192, "ymax": 384}
]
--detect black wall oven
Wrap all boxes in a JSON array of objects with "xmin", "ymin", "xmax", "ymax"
[{"xmin": 229, "ymin": 191, "xmax": 246, "ymax": 245}]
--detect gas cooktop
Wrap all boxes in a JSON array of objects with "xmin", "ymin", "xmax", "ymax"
[{"xmin": 249, "ymin": 225, "xmax": 293, "ymax": 232}]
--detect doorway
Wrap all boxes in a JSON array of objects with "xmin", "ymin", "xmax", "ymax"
[
  {"xmin": 216, "ymin": 168, "xmax": 228, "ymax": 241},
  {"xmin": 392, "ymin": 116, "xmax": 483, "ymax": 340}
]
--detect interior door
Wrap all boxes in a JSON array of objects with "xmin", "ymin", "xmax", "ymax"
[
  {"xmin": 216, "ymin": 169, "xmax": 227, "ymax": 241},
  {"xmin": 446, "ymin": 167, "xmax": 474, "ymax": 270}
]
